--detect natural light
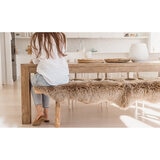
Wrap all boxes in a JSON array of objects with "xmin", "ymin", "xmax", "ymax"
[
  {"xmin": 120, "ymin": 102, "xmax": 160, "ymax": 127},
  {"xmin": 120, "ymin": 115, "xmax": 152, "ymax": 128}
]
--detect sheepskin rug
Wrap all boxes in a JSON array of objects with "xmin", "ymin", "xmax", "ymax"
[{"xmin": 34, "ymin": 79, "xmax": 160, "ymax": 109}]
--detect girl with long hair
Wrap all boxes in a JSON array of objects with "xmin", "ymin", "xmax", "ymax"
[{"xmin": 30, "ymin": 32, "xmax": 69, "ymax": 126}]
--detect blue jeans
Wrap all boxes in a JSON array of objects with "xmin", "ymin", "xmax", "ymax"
[{"xmin": 31, "ymin": 73, "xmax": 50, "ymax": 108}]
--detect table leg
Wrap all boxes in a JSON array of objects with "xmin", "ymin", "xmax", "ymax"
[{"xmin": 21, "ymin": 64, "xmax": 32, "ymax": 124}]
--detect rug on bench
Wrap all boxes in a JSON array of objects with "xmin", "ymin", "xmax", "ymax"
[{"xmin": 34, "ymin": 79, "xmax": 160, "ymax": 109}]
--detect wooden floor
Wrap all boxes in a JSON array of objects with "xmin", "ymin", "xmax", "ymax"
[
  {"xmin": 1, "ymin": 80, "xmax": 160, "ymax": 160},
  {"xmin": 1, "ymin": 80, "xmax": 160, "ymax": 128}
]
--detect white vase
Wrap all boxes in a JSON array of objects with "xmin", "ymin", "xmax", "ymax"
[{"xmin": 129, "ymin": 43, "xmax": 149, "ymax": 61}]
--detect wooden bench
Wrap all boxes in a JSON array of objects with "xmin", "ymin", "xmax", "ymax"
[{"xmin": 34, "ymin": 79, "xmax": 160, "ymax": 127}]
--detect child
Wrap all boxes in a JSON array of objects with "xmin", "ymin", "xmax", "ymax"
[{"xmin": 30, "ymin": 32, "xmax": 69, "ymax": 126}]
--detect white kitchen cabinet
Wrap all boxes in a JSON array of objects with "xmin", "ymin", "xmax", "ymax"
[{"xmin": 148, "ymin": 32, "xmax": 160, "ymax": 53}]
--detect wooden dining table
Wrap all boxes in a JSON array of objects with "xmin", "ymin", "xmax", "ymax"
[{"xmin": 21, "ymin": 61, "xmax": 160, "ymax": 124}]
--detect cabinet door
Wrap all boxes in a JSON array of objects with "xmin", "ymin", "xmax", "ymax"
[{"xmin": 149, "ymin": 32, "xmax": 160, "ymax": 53}]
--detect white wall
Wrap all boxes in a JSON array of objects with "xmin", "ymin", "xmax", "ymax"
[
  {"xmin": 0, "ymin": 32, "xmax": 7, "ymax": 84},
  {"xmin": 65, "ymin": 38, "xmax": 151, "ymax": 62},
  {"xmin": 67, "ymin": 38, "xmax": 148, "ymax": 53},
  {"xmin": 0, "ymin": 33, "xmax": 2, "ymax": 86},
  {"xmin": 16, "ymin": 54, "xmax": 31, "ymax": 79},
  {"xmin": 4, "ymin": 33, "xmax": 13, "ymax": 84},
  {"xmin": 0, "ymin": 32, "xmax": 13, "ymax": 85},
  {"xmin": 15, "ymin": 38, "xmax": 31, "ymax": 79}
]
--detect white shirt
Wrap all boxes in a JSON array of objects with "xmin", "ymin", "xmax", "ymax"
[{"xmin": 31, "ymin": 39, "xmax": 69, "ymax": 86}]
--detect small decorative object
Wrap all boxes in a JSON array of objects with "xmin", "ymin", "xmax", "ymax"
[
  {"xmin": 129, "ymin": 43, "xmax": 149, "ymax": 61},
  {"xmin": 124, "ymin": 32, "xmax": 137, "ymax": 37},
  {"xmin": 15, "ymin": 32, "xmax": 21, "ymax": 37},
  {"xmin": 91, "ymin": 48, "xmax": 98, "ymax": 52},
  {"xmin": 25, "ymin": 45, "xmax": 32, "ymax": 55},
  {"xmin": 124, "ymin": 33, "xmax": 129, "ymax": 37},
  {"xmin": 129, "ymin": 33, "xmax": 137, "ymax": 37}
]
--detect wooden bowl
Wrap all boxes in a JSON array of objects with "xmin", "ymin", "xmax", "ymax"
[
  {"xmin": 77, "ymin": 59, "xmax": 104, "ymax": 63},
  {"xmin": 104, "ymin": 58, "xmax": 131, "ymax": 63}
]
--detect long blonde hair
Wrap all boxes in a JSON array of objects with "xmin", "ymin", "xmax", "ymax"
[{"xmin": 30, "ymin": 32, "xmax": 66, "ymax": 58}]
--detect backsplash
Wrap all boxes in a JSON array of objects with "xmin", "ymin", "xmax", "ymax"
[
  {"xmin": 67, "ymin": 38, "xmax": 147, "ymax": 53},
  {"xmin": 15, "ymin": 37, "xmax": 148, "ymax": 54}
]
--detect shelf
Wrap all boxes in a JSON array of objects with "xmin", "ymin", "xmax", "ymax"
[
  {"xmin": 67, "ymin": 36, "xmax": 148, "ymax": 39},
  {"xmin": 16, "ymin": 36, "xmax": 148, "ymax": 39},
  {"xmin": 65, "ymin": 32, "xmax": 149, "ymax": 39},
  {"xmin": 15, "ymin": 37, "xmax": 31, "ymax": 39},
  {"xmin": 119, "ymin": 36, "xmax": 148, "ymax": 39}
]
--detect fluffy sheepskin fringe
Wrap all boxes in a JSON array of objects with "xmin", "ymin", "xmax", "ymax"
[{"xmin": 33, "ymin": 79, "xmax": 160, "ymax": 109}]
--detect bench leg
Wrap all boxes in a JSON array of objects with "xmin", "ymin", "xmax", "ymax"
[{"xmin": 55, "ymin": 101, "xmax": 61, "ymax": 127}]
